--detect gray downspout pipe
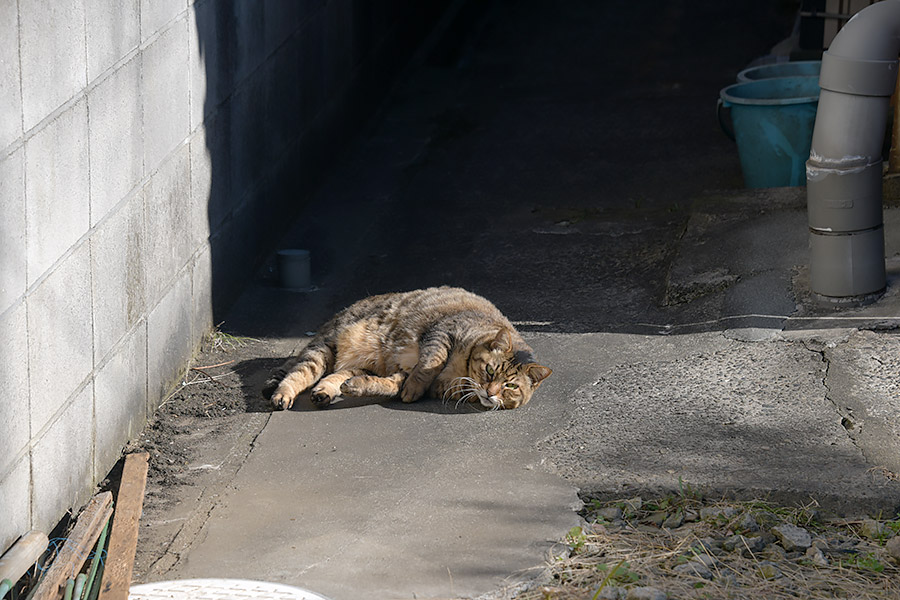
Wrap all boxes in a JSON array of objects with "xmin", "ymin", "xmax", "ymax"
[{"xmin": 807, "ymin": 0, "xmax": 900, "ymax": 303}]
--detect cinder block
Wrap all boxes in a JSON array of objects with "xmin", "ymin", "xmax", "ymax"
[
  {"xmin": 90, "ymin": 195, "xmax": 145, "ymax": 363},
  {"xmin": 87, "ymin": 56, "xmax": 142, "ymax": 226},
  {"xmin": 189, "ymin": 135, "xmax": 211, "ymax": 250},
  {"xmin": 197, "ymin": 103, "xmax": 234, "ymax": 240},
  {"xmin": 300, "ymin": 10, "xmax": 326, "ymax": 124},
  {"xmin": 94, "ymin": 323, "xmax": 147, "ymax": 482},
  {"xmin": 18, "ymin": 0, "xmax": 87, "ymax": 131},
  {"xmin": 234, "ymin": 1, "xmax": 266, "ymax": 84},
  {"xmin": 188, "ymin": 5, "xmax": 208, "ymax": 132},
  {"xmin": 265, "ymin": 37, "xmax": 303, "ymax": 163},
  {"xmin": 0, "ymin": 147, "xmax": 25, "ymax": 314},
  {"xmin": 141, "ymin": 0, "xmax": 187, "ymax": 43},
  {"xmin": 263, "ymin": 0, "xmax": 304, "ymax": 57},
  {"xmin": 0, "ymin": 303, "xmax": 29, "ymax": 477},
  {"xmin": 142, "ymin": 15, "xmax": 190, "ymax": 172},
  {"xmin": 147, "ymin": 270, "xmax": 193, "ymax": 405},
  {"xmin": 142, "ymin": 145, "xmax": 192, "ymax": 306},
  {"xmin": 0, "ymin": 456, "xmax": 31, "ymax": 555},
  {"xmin": 192, "ymin": 244, "xmax": 213, "ymax": 350},
  {"xmin": 0, "ymin": 0, "xmax": 22, "ymax": 150},
  {"xmin": 84, "ymin": 0, "xmax": 140, "ymax": 81},
  {"xmin": 25, "ymin": 99, "xmax": 90, "ymax": 286},
  {"xmin": 31, "ymin": 384, "xmax": 93, "ymax": 534},
  {"xmin": 229, "ymin": 80, "xmax": 266, "ymax": 203},
  {"xmin": 190, "ymin": 0, "xmax": 237, "ymax": 125},
  {"xmin": 323, "ymin": 0, "xmax": 353, "ymax": 100},
  {"xmin": 27, "ymin": 242, "xmax": 93, "ymax": 434}
]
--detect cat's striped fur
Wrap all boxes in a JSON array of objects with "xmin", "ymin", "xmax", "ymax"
[{"xmin": 267, "ymin": 286, "xmax": 551, "ymax": 410}]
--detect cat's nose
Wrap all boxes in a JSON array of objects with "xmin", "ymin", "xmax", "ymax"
[{"xmin": 487, "ymin": 382, "xmax": 502, "ymax": 396}]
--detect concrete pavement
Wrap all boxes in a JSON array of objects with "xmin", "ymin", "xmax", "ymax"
[{"xmin": 135, "ymin": 1, "xmax": 900, "ymax": 598}]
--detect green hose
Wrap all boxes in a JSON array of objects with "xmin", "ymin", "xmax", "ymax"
[
  {"xmin": 81, "ymin": 516, "xmax": 111, "ymax": 600},
  {"xmin": 71, "ymin": 575, "xmax": 86, "ymax": 600},
  {"xmin": 63, "ymin": 579, "xmax": 74, "ymax": 600},
  {"xmin": 0, "ymin": 579, "xmax": 13, "ymax": 600}
]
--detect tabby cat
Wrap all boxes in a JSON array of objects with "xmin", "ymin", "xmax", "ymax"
[{"xmin": 267, "ymin": 286, "xmax": 551, "ymax": 410}]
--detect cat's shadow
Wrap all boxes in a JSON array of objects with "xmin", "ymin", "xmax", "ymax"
[{"xmin": 234, "ymin": 357, "xmax": 487, "ymax": 415}]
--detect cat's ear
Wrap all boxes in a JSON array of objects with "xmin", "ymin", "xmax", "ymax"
[
  {"xmin": 526, "ymin": 364, "xmax": 552, "ymax": 387},
  {"xmin": 489, "ymin": 328, "xmax": 513, "ymax": 352}
]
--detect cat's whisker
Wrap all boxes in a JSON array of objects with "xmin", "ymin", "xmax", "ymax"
[{"xmin": 456, "ymin": 390, "xmax": 480, "ymax": 409}]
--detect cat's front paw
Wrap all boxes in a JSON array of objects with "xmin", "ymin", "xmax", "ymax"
[
  {"xmin": 310, "ymin": 386, "xmax": 335, "ymax": 409},
  {"xmin": 340, "ymin": 376, "xmax": 367, "ymax": 397},
  {"xmin": 271, "ymin": 391, "xmax": 294, "ymax": 410},
  {"xmin": 400, "ymin": 379, "xmax": 426, "ymax": 403}
]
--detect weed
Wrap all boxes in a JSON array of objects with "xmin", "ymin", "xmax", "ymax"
[
  {"xmin": 207, "ymin": 323, "xmax": 259, "ymax": 352},
  {"xmin": 566, "ymin": 527, "xmax": 587, "ymax": 553},
  {"xmin": 595, "ymin": 560, "xmax": 639, "ymax": 585},
  {"xmin": 841, "ymin": 553, "xmax": 886, "ymax": 574}
]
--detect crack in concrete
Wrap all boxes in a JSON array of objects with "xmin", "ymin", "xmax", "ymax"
[
  {"xmin": 146, "ymin": 412, "xmax": 270, "ymax": 578},
  {"xmin": 801, "ymin": 339, "xmax": 864, "ymax": 454}
]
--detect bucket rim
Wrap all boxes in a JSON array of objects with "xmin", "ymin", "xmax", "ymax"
[
  {"xmin": 736, "ymin": 59, "xmax": 822, "ymax": 82},
  {"xmin": 720, "ymin": 76, "xmax": 820, "ymax": 106}
]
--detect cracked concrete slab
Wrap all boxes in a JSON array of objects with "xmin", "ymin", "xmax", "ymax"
[
  {"xmin": 825, "ymin": 330, "xmax": 900, "ymax": 477},
  {"xmin": 538, "ymin": 336, "xmax": 900, "ymax": 514}
]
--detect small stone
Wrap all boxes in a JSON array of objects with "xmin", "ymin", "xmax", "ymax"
[
  {"xmin": 694, "ymin": 537, "xmax": 724, "ymax": 556},
  {"xmin": 607, "ymin": 519, "xmax": 627, "ymax": 531},
  {"xmin": 752, "ymin": 510, "xmax": 781, "ymax": 529},
  {"xmin": 772, "ymin": 523, "xmax": 812, "ymax": 551},
  {"xmin": 737, "ymin": 512, "xmax": 759, "ymax": 532},
  {"xmin": 625, "ymin": 586, "xmax": 666, "ymax": 600},
  {"xmin": 636, "ymin": 524, "xmax": 661, "ymax": 534},
  {"xmin": 692, "ymin": 554, "xmax": 719, "ymax": 568},
  {"xmin": 805, "ymin": 546, "xmax": 829, "ymax": 567},
  {"xmin": 716, "ymin": 573, "xmax": 739, "ymax": 588},
  {"xmin": 724, "ymin": 534, "xmax": 766, "ymax": 555},
  {"xmin": 596, "ymin": 506, "xmax": 624, "ymax": 521},
  {"xmin": 700, "ymin": 506, "xmax": 738, "ymax": 521},
  {"xmin": 760, "ymin": 544, "xmax": 787, "ymax": 561},
  {"xmin": 673, "ymin": 560, "xmax": 712, "ymax": 580},
  {"xmin": 886, "ymin": 536, "xmax": 900, "ymax": 562},
  {"xmin": 624, "ymin": 497, "xmax": 643, "ymax": 513},
  {"xmin": 812, "ymin": 537, "xmax": 829, "ymax": 550},
  {"xmin": 859, "ymin": 519, "xmax": 888, "ymax": 540},
  {"xmin": 756, "ymin": 561, "xmax": 783, "ymax": 580},
  {"xmin": 643, "ymin": 511, "xmax": 667, "ymax": 527},
  {"xmin": 663, "ymin": 511, "xmax": 685, "ymax": 529},
  {"xmin": 595, "ymin": 585, "xmax": 626, "ymax": 600},
  {"xmin": 683, "ymin": 509, "xmax": 699, "ymax": 523}
]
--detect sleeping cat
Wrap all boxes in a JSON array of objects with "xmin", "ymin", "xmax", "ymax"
[{"xmin": 266, "ymin": 286, "xmax": 551, "ymax": 410}]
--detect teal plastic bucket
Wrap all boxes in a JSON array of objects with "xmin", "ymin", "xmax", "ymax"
[
  {"xmin": 718, "ymin": 76, "xmax": 820, "ymax": 188},
  {"xmin": 736, "ymin": 60, "xmax": 821, "ymax": 82}
]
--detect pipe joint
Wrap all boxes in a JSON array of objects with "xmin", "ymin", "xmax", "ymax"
[
  {"xmin": 819, "ymin": 52, "xmax": 898, "ymax": 96},
  {"xmin": 808, "ymin": 159, "xmax": 883, "ymax": 232}
]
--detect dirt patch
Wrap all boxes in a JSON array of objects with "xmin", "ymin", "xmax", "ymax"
[{"xmin": 124, "ymin": 328, "xmax": 290, "ymax": 580}]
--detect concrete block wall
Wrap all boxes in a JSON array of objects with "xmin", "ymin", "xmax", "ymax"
[{"xmin": 0, "ymin": 0, "xmax": 450, "ymax": 554}]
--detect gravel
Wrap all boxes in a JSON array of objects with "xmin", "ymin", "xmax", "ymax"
[{"xmin": 514, "ymin": 494, "xmax": 900, "ymax": 599}]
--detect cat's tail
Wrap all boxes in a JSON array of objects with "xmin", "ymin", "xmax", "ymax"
[{"xmin": 266, "ymin": 339, "xmax": 335, "ymax": 410}]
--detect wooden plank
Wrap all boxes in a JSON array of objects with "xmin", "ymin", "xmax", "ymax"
[
  {"xmin": 0, "ymin": 530, "xmax": 49, "ymax": 583},
  {"xmin": 31, "ymin": 492, "xmax": 113, "ymax": 600},
  {"xmin": 97, "ymin": 452, "xmax": 149, "ymax": 600}
]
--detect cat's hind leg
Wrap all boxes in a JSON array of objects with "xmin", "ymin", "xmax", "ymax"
[
  {"xmin": 340, "ymin": 372, "xmax": 407, "ymax": 398},
  {"xmin": 310, "ymin": 369, "xmax": 370, "ymax": 408},
  {"xmin": 270, "ymin": 340, "xmax": 334, "ymax": 410}
]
